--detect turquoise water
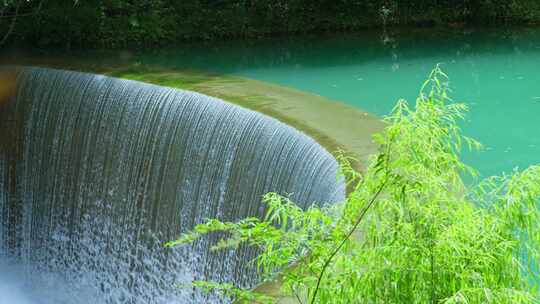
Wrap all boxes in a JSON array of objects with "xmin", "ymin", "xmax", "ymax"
[
  {"xmin": 5, "ymin": 28, "xmax": 540, "ymax": 176},
  {"xmin": 140, "ymin": 28, "xmax": 540, "ymax": 178},
  {"xmin": 2, "ymin": 28, "xmax": 539, "ymax": 301}
]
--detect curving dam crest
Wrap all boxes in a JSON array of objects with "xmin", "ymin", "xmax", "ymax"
[{"xmin": 0, "ymin": 66, "xmax": 345, "ymax": 303}]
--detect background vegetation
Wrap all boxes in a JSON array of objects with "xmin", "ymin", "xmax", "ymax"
[
  {"xmin": 168, "ymin": 67, "xmax": 540, "ymax": 303},
  {"xmin": 3, "ymin": 0, "xmax": 540, "ymax": 48}
]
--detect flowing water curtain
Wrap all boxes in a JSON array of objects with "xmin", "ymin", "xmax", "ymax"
[{"xmin": 0, "ymin": 66, "xmax": 345, "ymax": 303}]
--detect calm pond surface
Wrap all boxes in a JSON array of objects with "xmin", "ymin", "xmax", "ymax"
[{"xmin": 6, "ymin": 27, "xmax": 540, "ymax": 177}]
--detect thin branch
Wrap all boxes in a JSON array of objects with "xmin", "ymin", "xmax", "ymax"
[
  {"xmin": 0, "ymin": 0, "xmax": 21, "ymax": 46},
  {"xmin": 429, "ymin": 225, "xmax": 436, "ymax": 303},
  {"xmin": 0, "ymin": 9, "xmax": 44, "ymax": 19},
  {"xmin": 36, "ymin": 0, "xmax": 44, "ymax": 13},
  {"xmin": 309, "ymin": 177, "xmax": 390, "ymax": 304},
  {"xmin": 292, "ymin": 287, "xmax": 304, "ymax": 304},
  {"xmin": 0, "ymin": 0, "xmax": 46, "ymax": 20},
  {"xmin": 309, "ymin": 139, "xmax": 394, "ymax": 304}
]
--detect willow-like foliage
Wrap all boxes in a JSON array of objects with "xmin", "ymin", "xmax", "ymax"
[{"xmin": 168, "ymin": 66, "xmax": 540, "ymax": 304}]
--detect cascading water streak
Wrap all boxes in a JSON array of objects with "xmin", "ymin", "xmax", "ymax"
[{"xmin": 0, "ymin": 67, "xmax": 345, "ymax": 303}]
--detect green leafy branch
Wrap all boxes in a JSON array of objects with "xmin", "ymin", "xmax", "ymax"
[{"xmin": 167, "ymin": 66, "xmax": 540, "ymax": 304}]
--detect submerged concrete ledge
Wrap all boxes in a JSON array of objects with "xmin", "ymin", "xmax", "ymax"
[
  {"xmin": 108, "ymin": 66, "xmax": 385, "ymax": 171},
  {"xmin": 0, "ymin": 55, "xmax": 383, "ymax": 170}
]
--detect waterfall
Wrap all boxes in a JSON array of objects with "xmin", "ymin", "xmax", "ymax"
[{"xmin": 0, "ymin": 66, "xmax": 345, "ymax": 303}]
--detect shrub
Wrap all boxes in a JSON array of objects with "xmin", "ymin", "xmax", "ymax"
[
  {"xmin": 4, "ymin": 1, "xmax": 540, "ymax": 47},
  {"xmin": 167, "ymin": 66, "xmax": 540, "ymax": 303}
]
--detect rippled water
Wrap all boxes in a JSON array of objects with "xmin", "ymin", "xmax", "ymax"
[{"xmin": 138, "ymin": 28, "xmax": 540, "ymax": 177}]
